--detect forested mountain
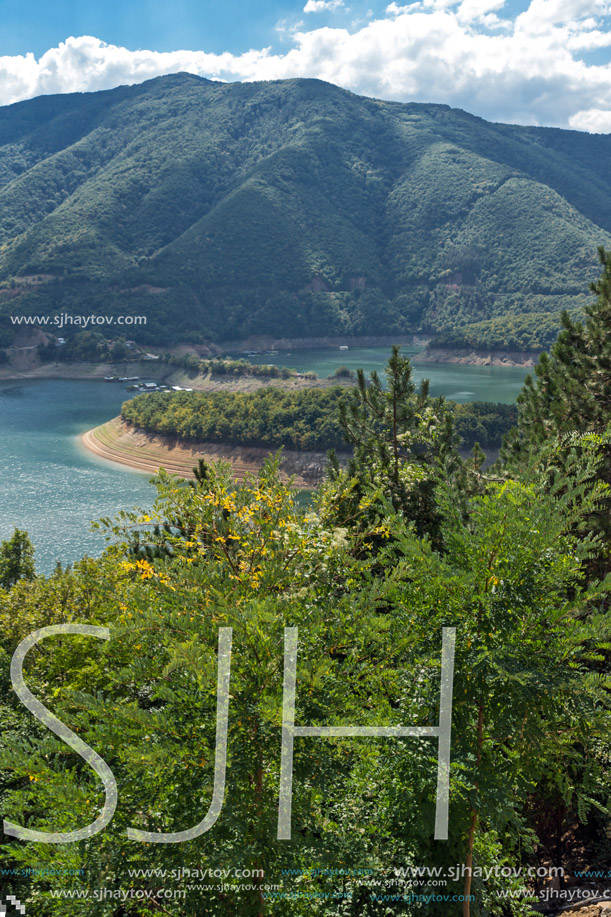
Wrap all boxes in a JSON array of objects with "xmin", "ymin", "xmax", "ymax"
[{"xmin": 0, "ymin": 73, "xmax": 609, "ymax": 348}]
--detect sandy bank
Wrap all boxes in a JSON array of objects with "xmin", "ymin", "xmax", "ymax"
[{"xmin": 82, "ymin": 418, "xmax": 331, "ymax": 487}]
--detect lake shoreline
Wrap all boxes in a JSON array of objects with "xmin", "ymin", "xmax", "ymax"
[
  {"xmin": 216, "ymin": 333, "xmax": 428, "ymax": 352},
  {"xmin": 215, "ymin": 335, "xmax": 540, "ymax": 367},
  {"xmin": 0, "ymin": 359, "xmax": 350, "ymax": 393},
  {"xmin": 0, "ymin": 339, "xmax": 540, "ymax": 381},
  {"xmin": 82, "ymin": 417, "xmax": 331, "ymax": 487},
  {"xmin": 419, "ymin": 347, "xmax": 540, "ymax": 367}
]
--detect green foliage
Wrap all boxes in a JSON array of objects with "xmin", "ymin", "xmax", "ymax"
[
  {"xmin": 38, "ymin": 331, "xmax": 124, "ymax": 363},
  {"xmin": 0, "ymin": 75, "xmax": 609, "ymax": 346},
  {"xmin": 330, "ymin": 365, "xmax": 354, "ymax": 380},
  {"xmin": 432, "ymin": 305, "xmax": 587, "ymax": 352},
  {"xmin": 122, "ymin": 356, "xmax": 517, "ymax": 457},
  {"xmin": 508, "ymin": 247, "xmax": 611, "ymax": 451},
  {"xmin": 3, "ymin": 262, "xmax": 611, "ymax": 915},
  {"xmin": 320, "ymin": 346, "xmax": 465, "ymax": 549},
  {"xmin": 121, "ymin": 386, "xmax": 349, "ymax": 451},
  {"xmin": 452, "ymin": 401, "xmax": 518, "ymax": 450},
  {"xmin": 501, "ymin": 249, "xmax": 611, "ymax": 576},
  {"xmin": 0, "ymin": 528, "xmax": 35, "ymax": 589},
  {"xmin": 377, "ymin": 439, "xmax": 611, "ymax": 910},
  {"xmin": 0, "ymin": 442, "xmax": 610, "ymax": 915},
  {"xmin": 162, "ymin": 352, "xmax": 298, "ymax": 380}
]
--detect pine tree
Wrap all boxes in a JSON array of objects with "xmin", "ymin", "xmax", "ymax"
[
  {"xmin": 502, "ymin": 246, "xmax": 611, "ymax": 577},
  {"xmin": 323, "ymin": 346, "xmax": 464, "ymax": 548},
  {"xmin": 506, "ymin": 245, "xmax": 611, "ymax": 452},
  {"xmin": 0, "ymin": 529, "xmax": 35, "ymax": 589}
]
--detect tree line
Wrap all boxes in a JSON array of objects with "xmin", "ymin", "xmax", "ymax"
[{"xmin": 121, "ymin": 386, "xmax": 517, "ymax": 454}]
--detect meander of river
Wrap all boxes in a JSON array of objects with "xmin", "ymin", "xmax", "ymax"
[{"xmin": 0, "ymin": 349, "xmax": 530, "ymax": 573}]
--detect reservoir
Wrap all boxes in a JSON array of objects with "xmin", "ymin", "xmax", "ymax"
[
  {"xmin": 0, "ymin": 351, "xmax": 531, "ymax": 573},
  {"xmin": 0, "ymin": 379, "xmax": 154, "ymax": 576},
  {"xmin": 236, "ymin": 346, "xmax": 529, "ymax": 404}
]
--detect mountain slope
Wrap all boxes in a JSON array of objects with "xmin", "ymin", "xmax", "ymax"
[{"xmin": 0, "ymin": 73, "xmax": 609, "ymax": 347}]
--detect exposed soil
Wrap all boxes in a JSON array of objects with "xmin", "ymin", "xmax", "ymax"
[
  {"xmin": 554, "ymin": 903, "xmax": 611, "ymax": 916},
  {"xmin": 420, "ymin": 347, "xmax": 540, "ymax": 367},
  {"xmin": 0, "ymin": 356, "xmax": 352, "ymax": 394},
  {"xmin": 82, "ymin": 417, "xmax": 334, "ymax": 487}
]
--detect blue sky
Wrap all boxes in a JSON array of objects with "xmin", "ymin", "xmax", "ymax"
[
  {"xmin": 0, "ymin": 0, "xmax": 530, "ymax": 56},
  {"xmin": 0, "ymin": 0, "xmax": 304, "ymax": 58},
  {"xmin": 1, "ymin": 0, "xmax": 610, "ymax": 131}
]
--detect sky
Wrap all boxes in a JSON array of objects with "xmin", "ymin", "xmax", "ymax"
[{"xmin": 0, "ymin": 0, "xmax": 611, "ymax": 130}]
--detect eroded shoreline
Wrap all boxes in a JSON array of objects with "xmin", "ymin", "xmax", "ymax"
[
  {"xmin": 418, "ymin": 348, "xmax": 539, "ymax": 367},
  {"xmin": 82, "ymin": 417, "xmax": 330, "ymax": 487}
]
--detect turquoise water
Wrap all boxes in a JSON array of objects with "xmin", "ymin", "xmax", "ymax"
[
  {"xmin": 0, "ymin": 380, "xmax": 155, "ymax": 575},
  {"xmin": 0, "ymin": 353, "xmax": 531, "ymax": 574},
  {"xmin": 237, "ymin": 346, "xmax": 530, "ymax": 404}
]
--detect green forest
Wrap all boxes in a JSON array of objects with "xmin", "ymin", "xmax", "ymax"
[
  {"xmin": 1, "ymin": 252, "xmax": 611, "ymax": 916},
  {"xmin": 0, "ymin": 74, "xmax": 610, "ymax": 350},
  {"xmin": 121, "ymin": 386, "xmax": 517, "ymax": 453}
]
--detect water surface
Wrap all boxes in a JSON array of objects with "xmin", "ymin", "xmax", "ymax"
[
  {"xmin": 238, "ymin": 346, "xmax": 530, "ymax": 404},
  {"xmin": 0, "ymin": 380, "xmax": 154, "ymax": 575},
  {"xmin": 0, "ymin": 352, "xmax": 531, "ymax": 573}
]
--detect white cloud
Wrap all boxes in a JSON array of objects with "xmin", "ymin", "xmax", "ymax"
[
  {"xmin": 457, "ymin": 0, "xmax": 505, "ymax": 23},
  {"xmin": 304, "ymin": 0, "xmax": 345, "ymax": 12},
  {"xmin": 0, "ymin": 37, "xmax": 273, "ymax": 107},
  {"xmin": 569, "ymin": 107, "xmax": 611, "ymax": 131},
  {"xmin": 0, "ymin": 0, "xmax": 610, "ymax": 131},
  {"xmin": 515, "ymin": 0, "xmax": 607, "ymax": 33}
]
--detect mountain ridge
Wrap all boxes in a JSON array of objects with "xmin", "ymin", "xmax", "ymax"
[{"xmin": 0, "ymin": 73, "xmax": 609, "ymax": 349}]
